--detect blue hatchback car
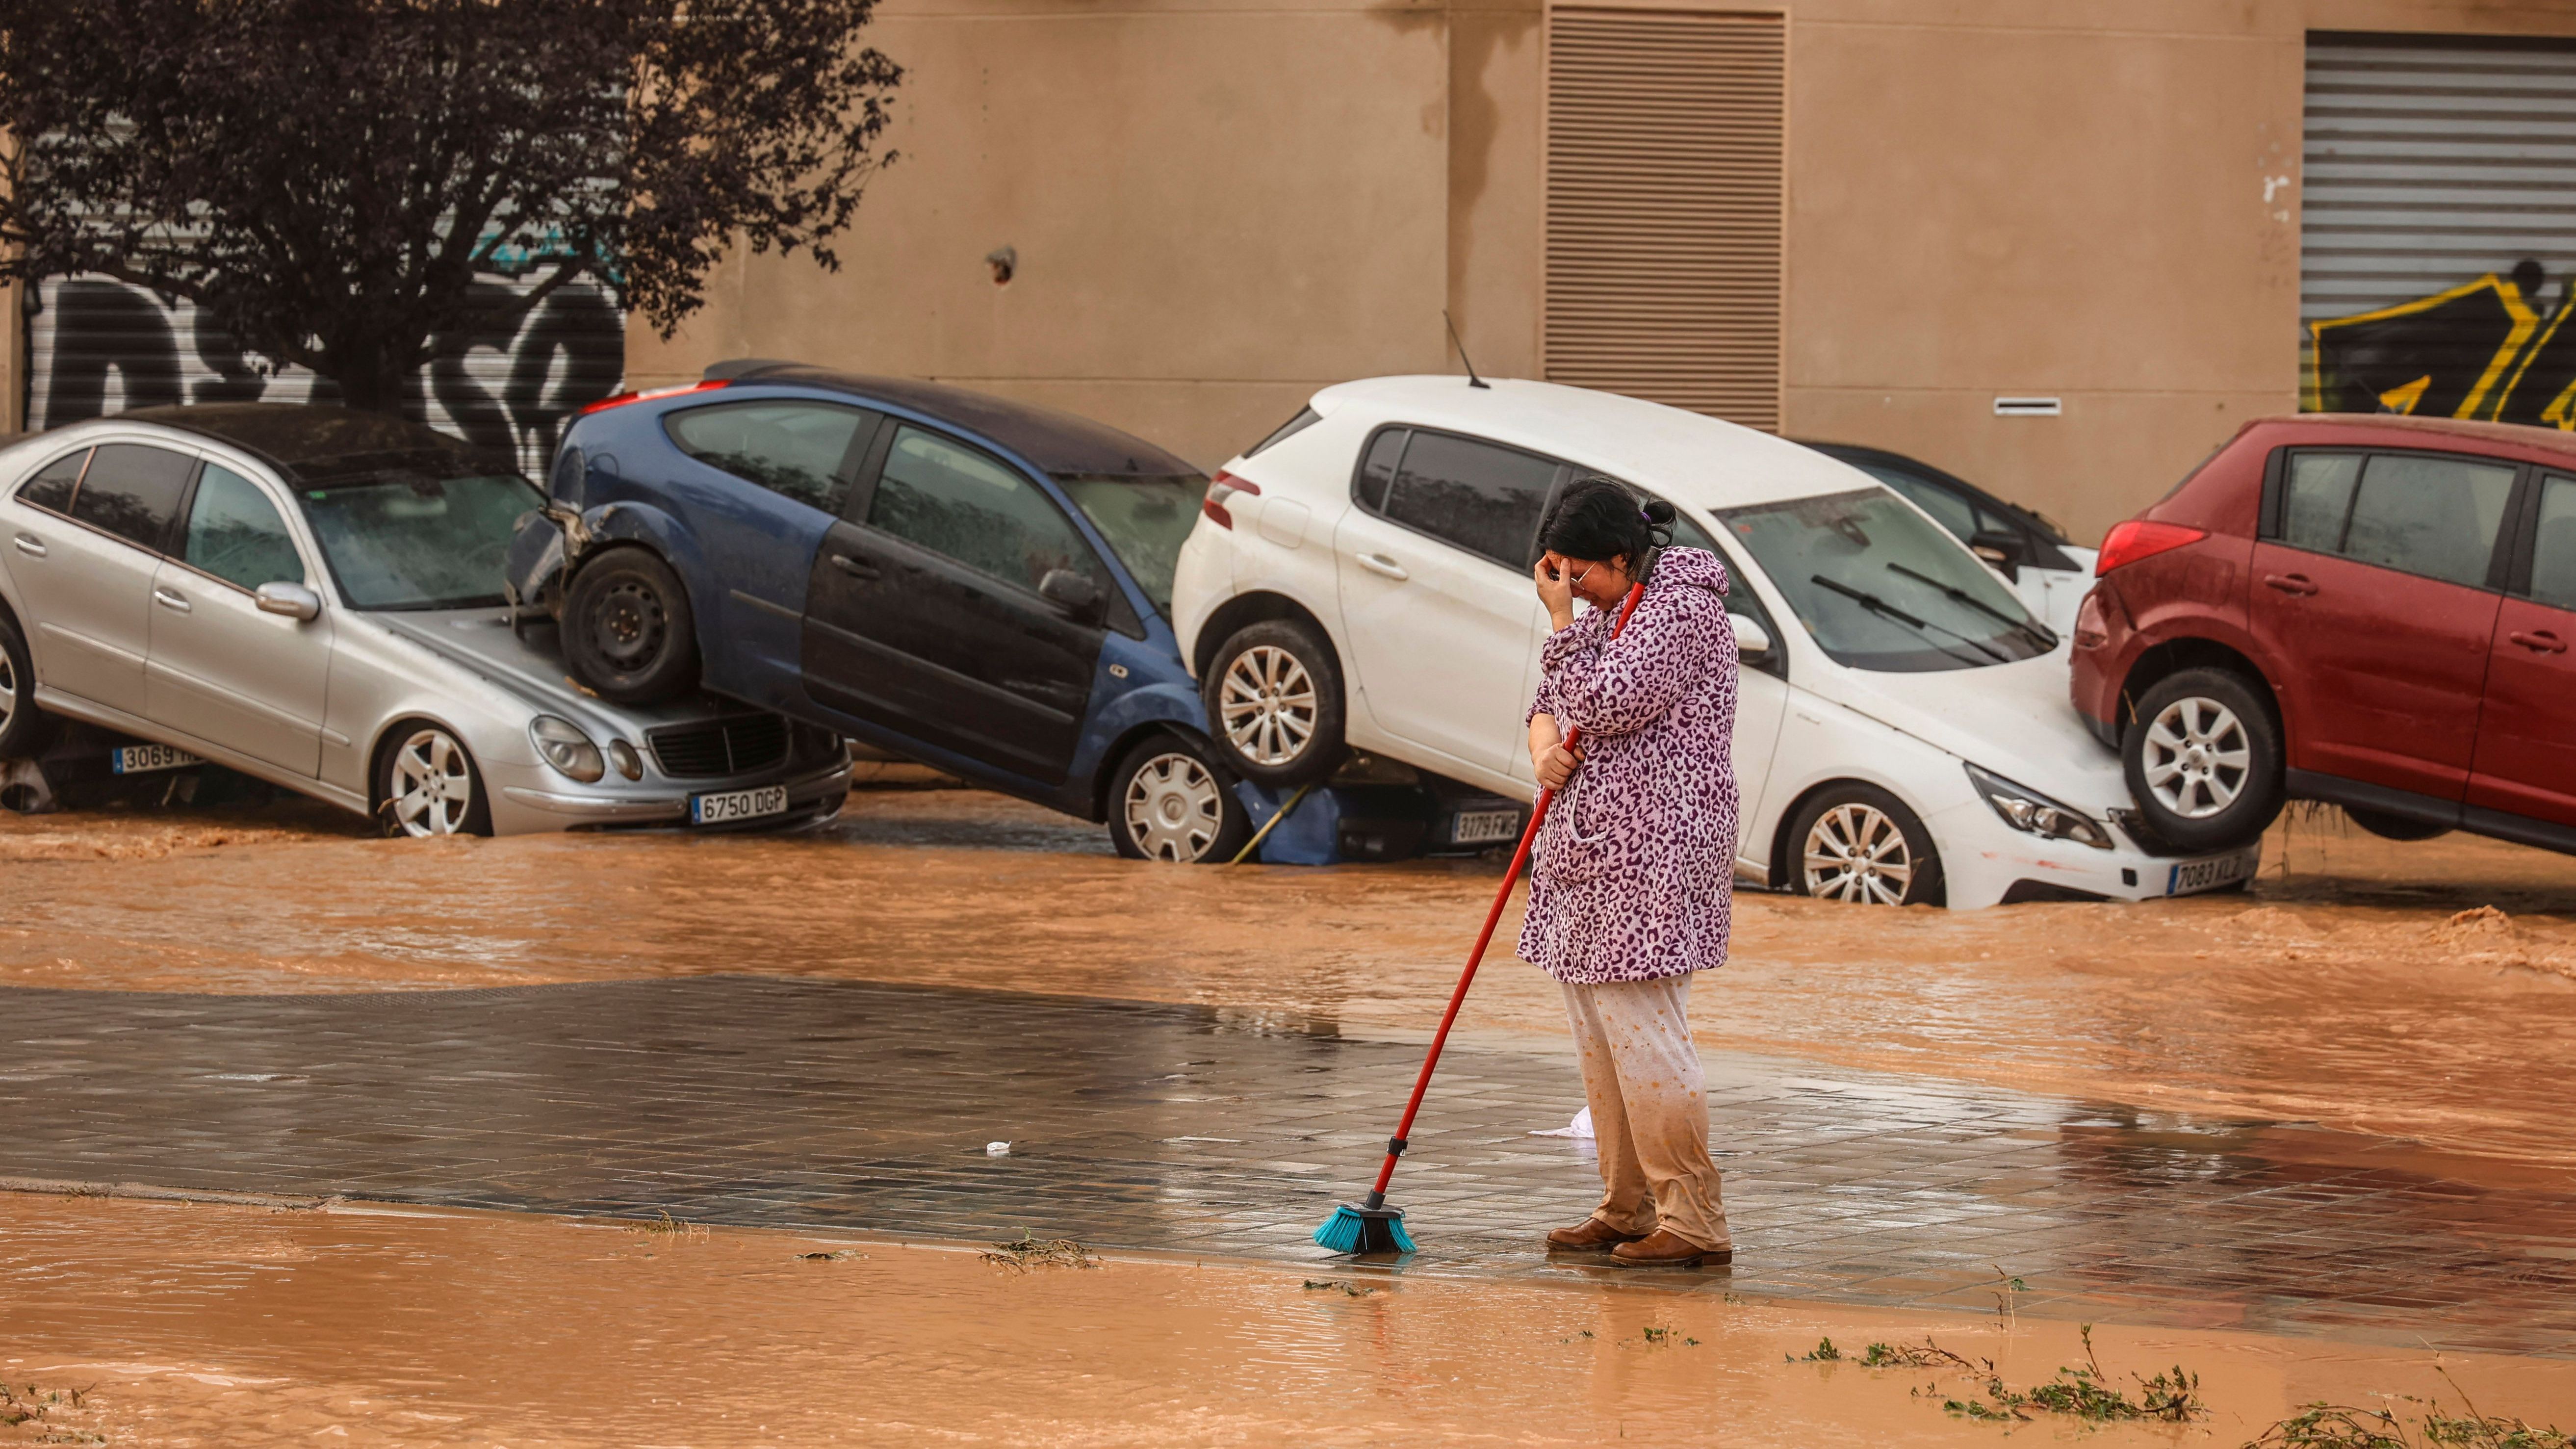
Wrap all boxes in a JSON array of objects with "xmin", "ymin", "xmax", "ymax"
[{"xmin": 511, "ymin": 361, "xmax": 1249, "ymax": 860}]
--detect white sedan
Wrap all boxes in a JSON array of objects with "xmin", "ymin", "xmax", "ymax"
[{"xmin": 1169, "ymin": 376, "xmax": 2255, "ymax": 908}]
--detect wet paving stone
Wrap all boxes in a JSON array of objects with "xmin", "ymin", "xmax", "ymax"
[{"xmin": 1, "ymin": 975, "xmax": 2570, "ymax": 1357}]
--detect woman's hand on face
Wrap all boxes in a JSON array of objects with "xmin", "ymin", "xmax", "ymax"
[
  {"xmin": 1534, "ymin": 552, "xmax": 1578, "ymax": 629},
  {"xmin": 1534, "ymin": 740, "xmax": 1584, "ymax": 791}
]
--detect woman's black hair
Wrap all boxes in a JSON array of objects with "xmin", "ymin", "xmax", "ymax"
[{"xmin": 1540, "ymin": 476, "xmax": 1674, "ymax": 563}]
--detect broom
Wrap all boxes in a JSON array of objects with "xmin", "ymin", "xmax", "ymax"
[{"xmin": 1313, "ymin": 571, "xmax": 1655, "ymax": 1255}]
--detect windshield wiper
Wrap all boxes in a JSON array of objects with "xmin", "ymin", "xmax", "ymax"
[
  {"xmin": 1810, "ymin": 574, "xmax": 2010, "ymax": 665},
  {"xmin": 1884, "ymin": 561, "xmax": 2058, "ymax": 651}
]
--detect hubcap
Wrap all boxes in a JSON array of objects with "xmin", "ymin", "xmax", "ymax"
[
  {"xmin": 0, "ymin": 649, "xmax": 14, "ymax": 729},
  {"xmin": 1803, "ymin": 802, "xmax": 1915, "ymax": 905},
  {"xmin": 2140, "ymin": 696, "xmax": 2250, "ymax": 820},
  {"xmin": 389, "ymin": 729, "xmax": 474, "ymax": 837},
  {"xmin": 592, "ymin": 581, "xmax": 667, "ymax": 669},
  {"xmin": 1125, "ymin": 751, "xmax": 1227, "ymax": 863},
  {"xmin": 1218, "ymin": 645, "xmax": 1318, "ymax": 768}
]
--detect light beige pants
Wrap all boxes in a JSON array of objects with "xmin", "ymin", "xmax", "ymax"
[{"xmin": 1561, "ymin": 973, "xmax": 1729, "ymax": 1250}]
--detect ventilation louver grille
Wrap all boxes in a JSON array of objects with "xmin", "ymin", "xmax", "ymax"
[
  {"xmin": 647, "ymin": 716, "xmax": 791, "ymax": 778},
  {"xmin": 1544, "ymin": 8, "xmax": 1785, "ymax": 431}
]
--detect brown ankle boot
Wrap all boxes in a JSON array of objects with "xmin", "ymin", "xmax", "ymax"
[
  {"xmin": 1609, "ymin": 1228, "xmax": 1729, "ymax": 1268},
  {"xmin": 1544, "ymin": 1217, "xmax": 1647, "ymax": 1253}
]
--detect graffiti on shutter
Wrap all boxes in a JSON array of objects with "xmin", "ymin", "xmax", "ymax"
[
  {"xmin": 2302, "ymin": 37, "xmax": 2576, "ymax": 429},
  {"xmin": 25, "ymin": 274, "xmax": 626, "ymax": 473}
]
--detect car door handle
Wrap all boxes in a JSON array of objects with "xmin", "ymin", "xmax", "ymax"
[
  {"xmin": 1357, "ymin": 552, "xmax": 1409, "ymax": 580},
  {"xmin": 2263, "ymin": 573, "xmax": 2318, "ymax": 596},
  {"xmin": 153, "ymin": 587, "xmax": 191, "ymax": 614},
  {"xmin": 829, "ymin": 553, "xmax": 881, "ymax": 580},
  {"xmin": 11, "ymin": 533, "xmax": 42, "ymax": 558},
  {"xmin": 2509, "ymin": 629, "xmax": 2568, "ymax": 654}
]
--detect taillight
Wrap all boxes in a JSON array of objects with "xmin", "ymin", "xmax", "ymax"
[
  {"xmin": 2094, "ymin": 519, "xmax": 2207, "ymax": 575},
  {"xmin": 578, "ymin": 378, "xmax": 730, "ymax": 416},
  {"xmin": 1204, "ymin": 469, "xmax": 1260, "ymax": 529}
]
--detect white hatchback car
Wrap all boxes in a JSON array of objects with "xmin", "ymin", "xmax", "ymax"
[{"xmin": 1169, "ymin": 376, "xmax": 2258, "ymax": 908}]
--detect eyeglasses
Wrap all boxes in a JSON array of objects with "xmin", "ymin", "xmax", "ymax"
[{"xmin": 1570, "ymin": 561, "xmax": 1597, "ymax": 585}]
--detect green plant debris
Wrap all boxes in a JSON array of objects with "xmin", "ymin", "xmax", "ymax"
[
  {"xmin": 1301, "ymin": 1278, "xmax": 1375, "ymax": 1296},
  {"xmin": 1796, "ymin": 1335, "xmax": 1983, "ymax": 1370},
  {"xmin": 1796, "ymin": 1337, "xmax": 1844, "ymax": 1362},
  {"xmin": 1942, "ymin": 1326, "xmax": 2203, "ymax": 1424},
  {"xmin": 628, "ymin": 1210, "xmax": 706, "ymax": 1241},
  {"xmin": 980, "ymin": 1230, "xmax": 1098, "ymax": 1273},
  {"xmin": 1638, "ymin": 1326, "xmax": 1698, "ymax": 1347},
  {"xmin": 0, "ymin": 1381, "xmax": 99, "ymax": 1439},
  {"xmin": 798, "ymin": 1248, "xmax": 866, "ymax": 1261},
  {"xmin": 2245, "ymin": 1393, "xmax": 2576, "ymax": 1449}
]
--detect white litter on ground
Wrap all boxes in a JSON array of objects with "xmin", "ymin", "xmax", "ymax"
[
  {"xmin": 985, "ymin": 1141, "xmax": 1011, "ymax": 1156},
  {"xmin": 1529, "ymin": 1107, "xmax": 1594, "ymax": 1139}
]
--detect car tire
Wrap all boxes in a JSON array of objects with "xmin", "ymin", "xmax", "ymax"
[
  {"xmin": 2121, "ymin": 667, "xmax": 2283, "ymax": 853},
  {"xmin": 1109, "ymin": 733, "xmax": 1254, "ymax": 864},
  {"xmin": 377, "ymin": 723, "xmax": 494, "ymax": 838},
  {"xmin": 2344, "ymin": 805, "xmax": 2450, "ymax": 843},
  {"xmin": 0, "ymin": 610, "xmax": 58, "ymax": 761},
  {"xmin": 1786, "ymin": 783, "xmax": 1946, "ymax": 906},
  {"xmin": 1201, "ymin": 618, "xmax": 1345, "ymax": 788},
  {"xmin": 562, "ymin": 548, "xmax": 701, "ymax": 706}
]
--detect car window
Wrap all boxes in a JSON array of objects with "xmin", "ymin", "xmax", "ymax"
[
  {"xmin": 870, "ymin": 425, "xmax": 1105, "ymax": 595},
  {"xmin": 15, "ymin": 449, "xmax": 88, "ymax": 514},
  {"xmin": 1056, "ymin": 473, "xmax": 1208, "ymax": 615},
  {"xmin": 2344, "ymin": 454, "xmax": 2518, "ymax": 589},
  {"xmin": 1355, "ymin": 429, "xmax": 1404, "ymax": 512},
  {"xmin": 1858, "ymin": 465, "xmax": 1976, "ymax": 541},
  {"xmin": 2280, "ymin": 453, "xmax": 2362, "ymax": 553},
  {"xmin": 1245, "ymin": 407, "xmax": 1320, "ymax": 458},
  {"xmin": 299, "ymin": 471, "xmax": 541, "ymax": 610},
  {"xmin": 1379, "ymin": 430, "xmax": 1558, "ymax": 569},
  {"xmin": 2530, "ymin": 473, "xmax": 2576, "ymax": 613},
  {"xmin": 70, "ymin": 443, "xmax": 195, "ymax": 551},
  {"xmin": 183, "ymin": 463, "xmax": 306, "ymax": 591},
  {"xmin": 665, "ymin": 400, "xmax": 874, "ymax": 515}
]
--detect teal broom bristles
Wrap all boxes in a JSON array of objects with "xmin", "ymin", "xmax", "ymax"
[{"xmin": 1313, "ymin": 1202, "xmax": 1416, "ymax": 1254}]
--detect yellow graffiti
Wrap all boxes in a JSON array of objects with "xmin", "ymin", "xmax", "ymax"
[
  {"xmin": 2499, "ymin": 300, "xmax": 2576, "ymax": 432},
  {"xmin": 2545, "ymin": 380, "xmax": 2576, "ymax": 432},
  {"xmin": 2306, "ymin": 273, "xmax": 2541, "ymax": 420},
  {"xmin": 2375, "ymin": 375, "xmax": 2433, "ymax": 415}
]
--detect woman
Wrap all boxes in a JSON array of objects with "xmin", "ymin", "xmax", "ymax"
[{"xmin": 1521, "ymin": 477, "xmax": 1739, "ymax": 1268}]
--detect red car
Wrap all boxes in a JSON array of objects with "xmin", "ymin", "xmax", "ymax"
[{"xmin": 2072, "ymin": 414, "xmax": 2576, "ymax": 855}]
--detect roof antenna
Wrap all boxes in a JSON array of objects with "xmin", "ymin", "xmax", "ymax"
[{"xmin": 1443, "ymin": 310, "xmax": 1490, "ymax": 390}]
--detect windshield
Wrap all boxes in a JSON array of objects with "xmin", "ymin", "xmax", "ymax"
[
  {"xmin": 1056, "ymin": 473, "xmax": 1209, "ymax": 616},
  {"xmin": 1717, "ymin": 488, "xmax": 2055, "ymax": 671},
  {"xmin": 297, "ymin": 471, "xmax": 543, "ymax": 611}
]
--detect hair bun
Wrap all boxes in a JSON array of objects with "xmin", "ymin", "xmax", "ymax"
[{"xmin": 1639, "ymin": 499, "xmax": 1676, "ymax": 526}]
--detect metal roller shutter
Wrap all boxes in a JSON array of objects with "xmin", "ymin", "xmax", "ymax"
[
  {"xmin": 23, "ymin": 274, "xmax": 627, "ymax": 474},
  {"xmin": 2302, "ymin": 35, "xmax": 2576, "ymax": 428},
  {"xmin": 1543, "ymin": 7, "xmax": 1784, "ymax": 432}
]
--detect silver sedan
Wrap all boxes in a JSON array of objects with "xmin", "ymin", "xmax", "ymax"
[{"xmin": 0, "ymin": 405, "xmax": 850, "ymax": 835}]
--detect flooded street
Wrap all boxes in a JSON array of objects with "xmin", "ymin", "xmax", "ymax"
[{"xmin": 6, "ymin": 780, "xmax": 2576, "ymax": 1445}]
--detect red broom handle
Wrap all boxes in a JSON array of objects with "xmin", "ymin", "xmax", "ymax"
[{"xmin": 1365, "ymin": 580, "xmax": 1648, "ymax": 1205}]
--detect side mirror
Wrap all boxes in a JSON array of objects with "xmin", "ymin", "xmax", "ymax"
[
  {"xmin": 1969, "ymin": 528, "xmax": 2028, "ymax": 581},
  {"xmin": 1732, "ymin": 614, "xmax": 1772, "ymax": 662},
  {"xmin": 255, "ymin": 581, "xmax": 322, "ymax": 621},
  {"xmin": 1037, "ymin": 568, "xmax": 1104, "ymax": 622}
]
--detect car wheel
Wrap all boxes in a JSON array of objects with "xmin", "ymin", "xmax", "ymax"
[
  {"xmin": 1202, "ymin": 619, "xmax": 1345, "ymax": 788},
  {"xmin": 0, "ymin": 611, "xmax": 57, "ymax": 761},
  {"xmin": 1109, "ymin": 733, "xmax": 1253, "ymax": 864},
  {"xmin": 1787, "ymin": 784, "xmax": 1946, "ymax": 906},
  {"xmin": 563, "ymin": 548, "xmax": 701, "ymax": 706},
  {"xmin": 2344, "ymin": 806, "xmax": 2450, "ymax": 842},
  {"xmin": 377, "ymin": 724, "xmax": 493, "ymax": 838},
  {"xmin": 2121, "ymin": 667, "xmax": 2283, "ymax": 852}
]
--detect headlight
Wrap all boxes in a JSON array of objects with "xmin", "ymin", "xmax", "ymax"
[
  {"xmin": 608, "ymin": 739, "xmax": 644, "ymax": 780},
  {"xmin": 1965, "ymin": 763, "xmax": 2112, "ymax": 850},
  {"xmin": 531, "ymin": 715, "xmax": 606, "ymax": 783}
]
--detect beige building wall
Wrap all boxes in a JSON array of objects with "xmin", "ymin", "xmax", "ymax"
[{"xmin": 642, "ymin": 0, "xmax": 2576, "ymax": 542}]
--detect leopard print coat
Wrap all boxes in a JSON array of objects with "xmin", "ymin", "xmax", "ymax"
[{"xmin": 1516, "ymin": 545, "xmax": 1740, "ymax": 984}]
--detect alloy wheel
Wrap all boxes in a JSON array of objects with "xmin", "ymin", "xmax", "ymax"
[
  {"xmin": 2139, "ymin": 696, "xmax": 2249, "ymax": 820},
  {"xmin": 0, "ymin": 648, "xmax": 14, "ymax": 731},
  {"xmin": 388, "ymin": 729, "xmax": 475, "ymax": 837},
  {"xmin": 1803, "ymin": 803, "xmax": 1916, "ymax": 905},
  {"xmin": 592, "ymin": 581, "xmax": 668, "ymax": 669},
  {"xmin": 1125, "ymin": 750, "xmax": 1228, "ymax": 862},
  {"xmin": 1217, "ymin": 645, "xmax": 1317, "ymax": 768}
]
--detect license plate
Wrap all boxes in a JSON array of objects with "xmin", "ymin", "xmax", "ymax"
[
  {"xmin": 690, "ymin": 784, "xmax": 788, "ymax": 826},
  {"xmin": 111, "ymin": 743, "xmax": 203, "ymax": 775},
  {"xmin": 2167, "ymin": 847, "xmax": 2259, "ymax": 896},
  {"xmin": 1452, "ymin": 808, "xmax": 1521, "ymax": 845}
]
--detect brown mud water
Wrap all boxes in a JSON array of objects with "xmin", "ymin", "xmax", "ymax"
[{"xmin": 1, "ymin": 1192, "xmax": 2572, "ymax": 1447}]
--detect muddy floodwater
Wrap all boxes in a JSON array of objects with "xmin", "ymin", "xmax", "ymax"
[
  {"xmin": 5, "ymin": 783, "xmax": 2573, "ymax": 1179},
  {"xmin": 1, "ymin": 1191, "xmax": 2570, "ymax": 1447}
]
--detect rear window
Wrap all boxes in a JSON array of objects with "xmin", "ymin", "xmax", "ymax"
[
  {"xmin": 72, "ymin": 443, "xmax": 196, "ymax": 551},
  {"xmin": 15, "ymin": 449, "xmax": 86, "ymax": 514}
]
